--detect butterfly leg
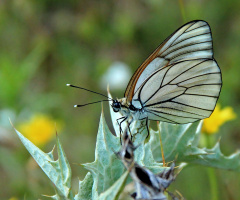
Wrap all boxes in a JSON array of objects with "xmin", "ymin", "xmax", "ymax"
[
  {"xmin": 127, "ymin": 118, "xmax": 134, "ymax": 140},
  {"xmin": 116, "ymin": 117, "xmax": 125, "ymax": 135},
  {"xmin": 118, "ymin": 117, "xmax": 128, "ymax": 145},
  {"xmin": 145, "ymin": 117, "xmax": 150, "ymax": 139}
]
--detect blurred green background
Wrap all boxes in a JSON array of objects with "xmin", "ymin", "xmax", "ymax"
[{"xmin": 0, "ymin": 0, "xmax": 240, "ymax": 199}]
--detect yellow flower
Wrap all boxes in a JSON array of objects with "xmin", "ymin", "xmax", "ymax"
[
  {"xmin": 18, "ymin": 114, "xmax": 63, "ymax": 146},
  {"xmin": 202, "ymin": 104, "xmax": 236, "ymax": 134},
  {"xmin": 9, "ymin": 198, "xmax": 18, "ymax": 200}
]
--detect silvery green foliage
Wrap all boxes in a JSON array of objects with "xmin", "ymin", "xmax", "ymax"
[
  {"xmin": 98, "ymin": 171, "xmax": 129, "ymax": 200},
  {"xmin": 150, "ymin": 121, "xmax": 240, "ymax": 171},
  {"xmin": 83, "ymin": 111, "xmax": 126, "ymax": 199},
  {"xmin": 74, "ymin": 172, "xmax": 93, "ymax": 200},
  {"xmin": 13, "ymin": 127, "xmax": 73, "ymax": 199},
  {"xmin": 13, "ymin": 96, "xmax": 240, "ymax": 199}
]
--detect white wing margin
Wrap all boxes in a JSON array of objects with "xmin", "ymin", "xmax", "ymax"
[{"xmin": 134, "ymin": 20, "xmax": 213, "ymax": 94}]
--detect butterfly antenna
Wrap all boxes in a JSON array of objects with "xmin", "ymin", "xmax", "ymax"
[
  {"xmin": 74, "ymin": 100, "xmax": 110, "ymax": 108},
  {"xmin": 66, "ymin": 84, "xmax": 113, "ymax": 100}
]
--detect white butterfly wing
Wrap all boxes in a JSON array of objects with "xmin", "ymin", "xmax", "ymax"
[
  {"xmin": 130, "ymin": 20, "xmax": 222, "ymax": 124},
  {"xmin": 159, "ymin": 21, "xmax": 212, "ymax": 63},
  {"xmin": 133, "ymin": 20, "xmax": 213, "ymax": 95}
]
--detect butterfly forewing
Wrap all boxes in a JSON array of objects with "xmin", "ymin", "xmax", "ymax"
[
  {"xmin": 124, "ymin": 45, "xmax": 164, "ymax": 102},
  {"xmin": 125, "ymin": 20, "xmax": 214, "ymax": 104},
  {"xmin": 126, "ymin": 20, "xmax": 222, "ymax": 124}
]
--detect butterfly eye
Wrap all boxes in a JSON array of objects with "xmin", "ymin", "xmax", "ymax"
[
  {"xmin": 129, "ymin": 104, "xmax": 137, "ymax": 111},
  {"xmin": 112, "ymin": 101, "xmax": 121, "ymax": 112}
]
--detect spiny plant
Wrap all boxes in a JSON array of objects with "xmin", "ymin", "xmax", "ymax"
[{"xmin": 13, "ymin": 98, "xmax": 240, "ymax": 200}]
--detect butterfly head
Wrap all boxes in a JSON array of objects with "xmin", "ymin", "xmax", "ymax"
[
  {"xmin": 112, "ymin": 99, "xmax": 122, "ymax": 112},
  {"xmin": 111, "ymin": 98, "xmax": 132, "ymax": 113},
  {"xmin": 112, "ymin": 98, "xmax": 139, "ymax": 117}
]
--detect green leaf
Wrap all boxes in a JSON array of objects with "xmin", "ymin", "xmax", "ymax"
[
  {"xmin": 98, "ymin": 171, "xmax": 129, "ymax": 200},
  {"xmin": 56, "ymin": 135, "xmax": 72, "ymax": 195},
  {"xmin": 83, "ymin": 110, "xmax": 125, "ymax": 196},
  {"xmin": 192, "ymin": 142, "xmax": 240, "ymax": 171},
  {"xmin": 151, "ymin": 121, "xmax": 205, "ymax": 162},
  {"xmin": 19, "ymin": 41, "xmax": 47, "ymax": 81},
  {"xmin": 134, "ymin": 139, "xmax": 166, "ymax": 174},
  {"xmin": 75, "ymin": 172, "xmax": 94, "ymax": 200},
  {"xmin": 150, "ymin": 121, "xmax": 240, "ymax": 171},
  {"xmin": 0, "ymin": 42, "xmax": 47, "ymax": 107},
  {"xmin": 13, "ymin": 127, "xmax": 73, "ymax": 199}
]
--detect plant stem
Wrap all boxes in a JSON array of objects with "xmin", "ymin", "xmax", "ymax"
[
  {"xmin": 206, "ymin": 135, "xmax": 219, "ymax": 200},
  {"xmin": 207, "ymin": 167, "xmax": 218, "ymax": 200},
  {"xmin": 178, "ymin": 0, "xmax": 187, "ymax": 23}
]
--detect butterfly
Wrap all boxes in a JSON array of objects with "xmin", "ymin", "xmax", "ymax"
[{"xmin": 111, "ymin": 20, "xmax": 222, "ymax": 134}]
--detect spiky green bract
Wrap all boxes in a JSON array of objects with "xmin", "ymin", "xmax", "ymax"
[
  {"xmin": 150, "ymin": 121, "xmax": 240, "ymax": 171},
  {"xmin": 98, "ymin": 171, "xmax": 129, "ymax": 200},
  {"xmin": 193, "ymin": 143, "xmax": 240, "ymax": 171},
  {"xmin": 83, "ymin": 111, "xmax": 126, "ymax": 197},
  {"xmin": 134, "ymin": 133, "xmax": 166, "ymax": 174},
  {"xmin": 13, "ymin": 127, "xmax": 73, "ymax": 199},
  {"xmin": 151, "ymin": 121, "xmax": 204, "ymax": 162},
  {"xmin": 75, "ymin": 172, "xmax": 94, "ymax": 200}
]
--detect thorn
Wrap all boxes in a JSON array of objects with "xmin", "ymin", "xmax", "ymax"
[{"xmin": 9, "ymin": 117, "xmax": 15, "ymax": 128}]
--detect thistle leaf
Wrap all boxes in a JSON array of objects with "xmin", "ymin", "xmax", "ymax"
[
  {"xmin": 150, "ymin": 121, "xmax": 240, "ymax": 171},
  {"xmin": 13, "ymin": 127, "xmax": 73, "ymax": 199},
  {"xmin": 98, "ymin": 171, "xmax": 129, "ymax": 200},
  {"xmin": 83, "ymin": 110, "xmax": 125, "ymax": 196},
  {"xmin": 74, "ymin": 172, "xmax": 94, "ymax": 200},
  {"xmin": 192, "ymin": 142, "xmax": 240, "ymax": 171},
  {"xmin": 151, "ymin": 121, "xmax": 205, "ymax": 162},
  {"xmin": 134, "ymin": 135, "xmax": 166, "ymax": 174}
]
